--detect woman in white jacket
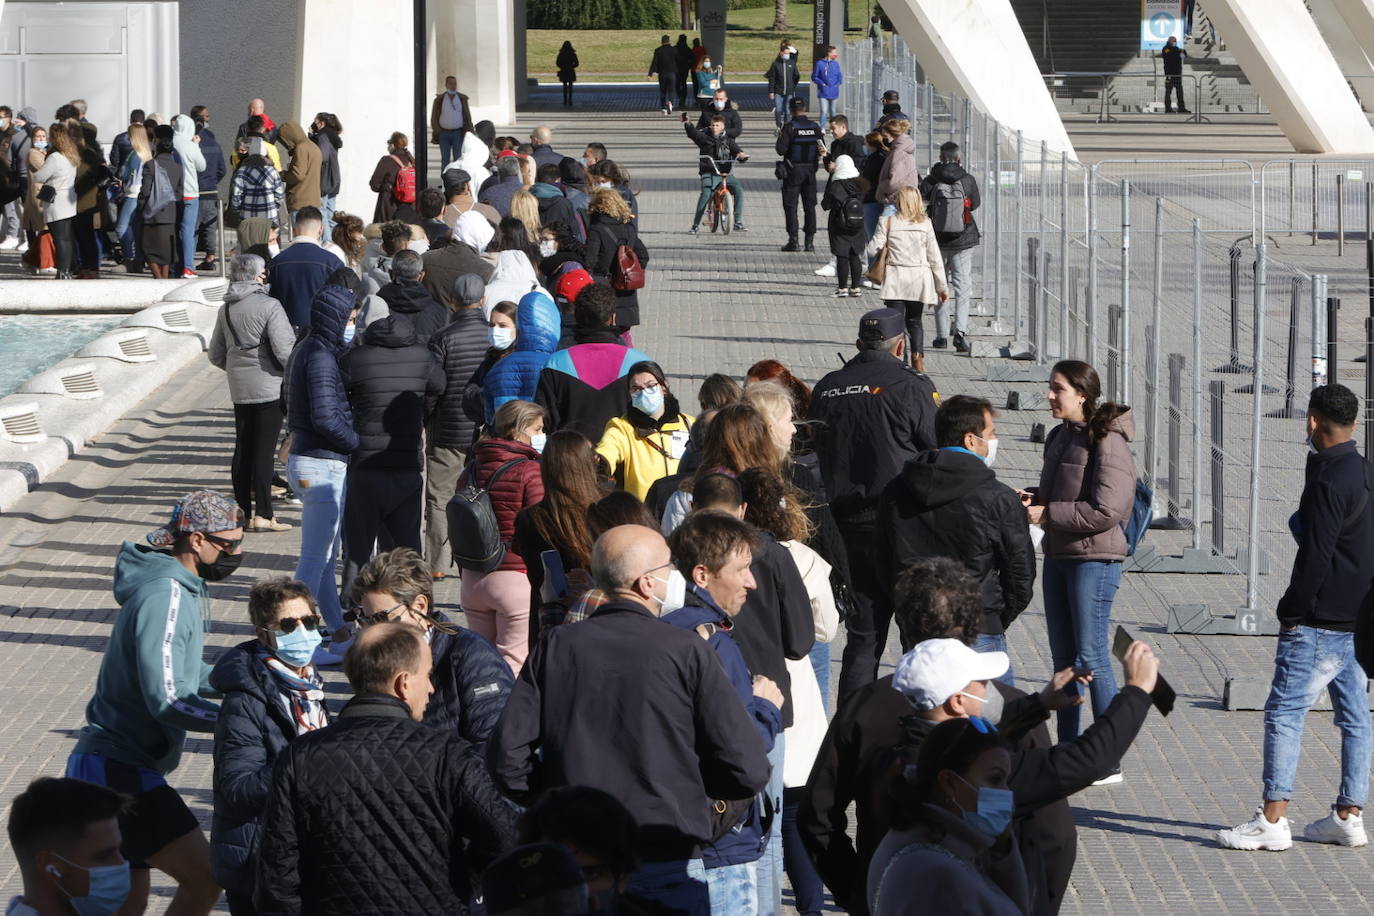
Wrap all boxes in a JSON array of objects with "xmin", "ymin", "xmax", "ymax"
[
  {"xmin": 32, "ymin": 122, "xmax": 79, "ymax": 278},
  {"xmin": 865, "ymin": 185, "xmax": 949, "ymax": 366},
  {"xmin": 172, "ymin": 113, "xmax": 207, "ymax": 277}
]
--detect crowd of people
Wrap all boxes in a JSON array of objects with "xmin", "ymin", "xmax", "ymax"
[{"xmin": 11, "ymin": 58, "xmax": 1372, "ymax": 916}]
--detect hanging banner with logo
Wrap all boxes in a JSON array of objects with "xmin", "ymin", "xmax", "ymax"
[
  {"xmin": 700, "ymin": 0, "xmax": 728, "ymax": 70},
  {"xmin": 1140, "ymin": 0, "xmax": 1184, "ymax": 50}
]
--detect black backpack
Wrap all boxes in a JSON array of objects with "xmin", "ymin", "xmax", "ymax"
[
  {"xmin": 841, "ymin": 192, "xmax": 865, "ymax": 232},
  {"xmin": 446, "ymin": 457, "xmax": 529, "ymax": 573}
]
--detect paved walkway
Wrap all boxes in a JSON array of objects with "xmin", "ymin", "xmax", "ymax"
[{"xmin": 3, "ymin": 83, "xmax": 1374, "ymax": 913}]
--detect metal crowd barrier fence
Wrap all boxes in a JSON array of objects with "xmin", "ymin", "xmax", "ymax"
[{"xmin": 1040, "ymin": 71, "xmax": 1204, "ymax": 124}]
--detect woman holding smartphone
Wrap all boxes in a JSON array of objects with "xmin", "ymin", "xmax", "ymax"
[{"xmin": 1023, "ymin": 360, "xmax": 1137, "ymax": 767}]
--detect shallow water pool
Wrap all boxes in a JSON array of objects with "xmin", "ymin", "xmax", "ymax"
[{"xmin": 0, "ymin": 314, "xmax": 128, "ymax": 397}]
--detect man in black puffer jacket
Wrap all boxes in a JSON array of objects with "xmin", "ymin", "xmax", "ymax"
[
  {"xmin": 425, "ymin": 273, "xmax": 490, "ymax": 576},
  {"xmin": 378, "ymin": 249, "xmax": 451, "ymax": 343},
  {"xmin": 256, "ymin": 622, "xmax": 518, "ymax": 915},
  {"xmin": 339, "ymin": 299, "xmax": 444, "ymax": 598},
  {"xmin": 875, "ymin": 395, "xmax": 1035, "ymax": 678}
]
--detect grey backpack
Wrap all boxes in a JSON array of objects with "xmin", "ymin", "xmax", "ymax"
[
  {"xmin": 928, "ymin": 181, "xmax": 967, "ymax": 236},
  {"xmin": 142, "ymin": 161, "xmax": 175, "ymax": 219}
]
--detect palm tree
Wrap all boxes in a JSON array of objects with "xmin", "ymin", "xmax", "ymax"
[{"xmin": 772, "ymin": 0, "xmax": 788, "ymax": 31}]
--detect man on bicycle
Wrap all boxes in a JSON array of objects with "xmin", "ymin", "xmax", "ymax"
[{"xmin": 682, "ymin": 112, "xmax": 747, "ymax": 234}]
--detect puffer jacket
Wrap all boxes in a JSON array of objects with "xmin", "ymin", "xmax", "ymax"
[
  {"xmin": 429, "ymin": 308, "xmax": 491, "ymax": 450},
  {"xmin": 208, "ymin": 281, "xmax": 296, "ymax": 405},
  {"xmin": 1035, "ymin": 412, "xmax": 1137, "ymax": 560},
  {"xmin": 278, "ymin": 120, "xmax": 322, "ymax": 211},
  {"xmin": 339, "ymin": 312, "xmax": 445, "ymax": 472},
  {"xmin": 285, "ymin": 285, "xmax": 360, "ymax": 463},
  {"xmin": 457, "ymin": 438, "xmax": 544, "ymax": 574},
  {"xmin": 254, "ymin": 693, "xmax": 518, "ymax": 916},
  {"xmin": 172, "ymin": 114, "xmax": 206, "ymax": 199},
  {"xmin": 595, "ymin": 396, "xmax": 694, "ymax": 502},
  {"xmin": 209, "ymin": 641, "xmax": 330, "ymax": 897},
  {"xmin": 919, "ymin": 160, "xmax": 981, "ymax": 252},
  {"xmin": 425, "ymin": 610, "xmax": 515, "ymax": 745},
  {"xmin": 378, "ymin": 278, "xmax": 451, "ymax": 342},
  {"xmin": 535, "ymin": 326, "xmax": 651, "ymax": 444},
  {"xmin": 482, "ymin": 290, "xmax": 561, "ymax": 421},
  {"xmin": 529, "ymin": 182, "xmax": 585, "ymax": 242},
  {"xmin": 877, "ymin": 133, "xmax": 920, "ymax": 206}
]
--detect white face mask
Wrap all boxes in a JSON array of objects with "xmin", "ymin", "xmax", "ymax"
[
  {"xmin": 983, "ymin": 437, "xmax": 999, "ymax": 466},
  {"xmin": 267, "ymin": 242, "xmax": 281, "ymax": 258},
  {"xmin": 651, "ymin": 571, "xmax": 688, "ymax": 614},
  {"xmin": 489, "ymin": 326, "xmax": 515, "ymax": 349},
  {"xmin": 539, "ymin": 239, "xmax": 557, "ymax": 258},
  {"xmin": 713, "ymin": 99, "xmax": 726, "ymax": 110},
  {"xmin": 530, "ymin": 432, "xmax": 547, "ymax": 454}
]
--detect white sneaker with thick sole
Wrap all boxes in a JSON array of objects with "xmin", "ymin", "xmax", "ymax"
[
  {"xmin": 1217, "ymin": 808, "xmax": 1293, "ymax": 851},
  {"xmin": 1304, "ymin": 807, "xmax": 1369, "ymax": 847},
  {"xmin": 814, "ymin": 259, "xmax": 837, "ymax": 277},
  {"xmin": 0, "ymin": 237, "xmax": 19, "ymax": 250},
  {"xmin": 1091, "ymin": 769, "xmax": 1123, "ymax": 786}
]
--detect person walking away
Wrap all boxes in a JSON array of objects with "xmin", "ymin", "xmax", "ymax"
[
  {"xmin": 866, "ymin": 186, "xmax": 948, "ymax": 367},
  {"xmin": 284, "ymin": 281, "xmax": 360, "ymax": 663},
  {"xmin": 583, "ymin": 188, "xmax": 649, "ymax": 337},
  {"xmin": 811, "ymin": 46, "xmax": 843, "ymax": 126},
  {"xmin": 338, "ymin": 297, "xmax": 445, "ymax": 599},
  {"xmin": 431, "ymin": 75, "xmax": 473, "ymax": 172},
  {"xmin": 369, "ymin": 132, "xmax": 418, "ymax": 224},
  {"xmin": 808, "ymin": 308, "xmax": 939, "ymax": 700},
  {"xmin": 821, "ymin": 154, "xmax": 866, "ymax": 297},
  {"xmin": 209, "ymin": 578, "xmax": 330, "ymax": 916},
  {"xmin": 172, "ymin": 114, "xmax": 206, "ymax": 277},
  {"xmin": 254, "ymin": 622, "xmax": 518, "ymax": 914},
  {"xmin": 456, "ymin": 400, "xmax": 547, "ymax": 672},
  {"xmin": 649, "ymin": 35, "xmax": 679, "ymax": 115},
  {"xmin": 919, "ymin": 141, "xmax": 980, "ymax": 352},
  {"xmin": 209, "ymin": 254, "xmax": 296, "ymax": 534},
  {"xmin": 136, "ymin": 124, "xmax": 182, "ymax": 281},
  {"xmin": 487, "ymin": 524, "xmax": 772, "ymax": 916},
  {"xmin": 675, "ymin": 35, "xmax": 695, "ymax": 110},
  {"xmin": 682, "ymin": 112, "xmax": 747, "ymax": 234},
  {"xmin": 1160, "ymin": 35, "xmax": 1190, "ymax": 114},
  {"xmin": 876, "ymin": 119, "xmax": 919, "ymax": 218},
  {"xmin": 308, "ymin": 113, "xmax": 343, "ymax": 234},
  {"xmin": 1025, "ymin": 360, "xmax": 1136, "ymax": 760},
  {"xmin": 66, "ymin": 489, "xmax": 244, "ymax": 916},
  {"xmin": 776, "ymin": 98, "xmax": 823, "ymax": 253},
  {"xmin": 33, "ymin": 122, "xmax": 79, "ymax": 278},
  {"xmin": 277, "ymin": 120, "xmax": 321, "ymax": 225},
  {"xmin": 1219, "ymin": 384, "xmax": 1374, "ymax": 851},
  {"xmin": 766, "ymin": 41, "xmax": 802, "ymax": 131},
  {"xmin": 190, "ymin": 106, "xmax": 226, "ymax": 272},
  {"xmin": 557, "ymin": 42, "xmax": 580, "ymax": 107},
  {"xmin": 266, "ymin": 207, "xmax": 344, "ymax": 331},
  {"xmin": 875, "ymin": 395, "xmax": 1034, "ymax": 680}
]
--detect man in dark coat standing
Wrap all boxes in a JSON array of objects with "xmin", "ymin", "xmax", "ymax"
[
  {"xmin": 255, "ymin": 622, "xmax": 518, "ymax": 914},
  {"xmin": 378, "ymin": 249, "xmax": 450, "ymax": 343},
  {"xmin": 919, "ymin": 141, "xmax": 982, "ymax": 352},
  {"xmin": 190, "ymin": 105, "xmax": 227, "ymax": 271},
  {"xmin": 1160, "ymin": 35, "xmax": 1190, "ymax": 114}
]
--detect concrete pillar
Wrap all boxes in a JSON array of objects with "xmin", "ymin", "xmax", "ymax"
[
  {"xmin": 878, "ymin": 0, "xmax": 1075, "ymax": 158},
  {"xmin": 1308, "ymin": 0, "xmax": 1374, "ymax": 111},
  {"xmin": 1203, "ymin": 0, "xmax": 1374, "ymax": 153},
  {"xmin": 700, "ymin": 0, "xmax": 729, "ymax": 69},
  {"xmin": 438, "ymin": 0, "xmax": 517, "ymax": 125}
]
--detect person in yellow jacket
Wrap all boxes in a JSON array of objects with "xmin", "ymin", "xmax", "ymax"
[{"xmin": 596, "ymin": 361, "xmax": 695, "ymax": 501}]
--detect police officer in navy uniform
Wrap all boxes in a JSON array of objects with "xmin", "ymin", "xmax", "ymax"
[
  {"xmin": 807, "ymin": 308, "xmax": 940, "ymax": 701},
  {"xmin": 776, "ymin": 97, "xmax": 824, "ymax": 252}
]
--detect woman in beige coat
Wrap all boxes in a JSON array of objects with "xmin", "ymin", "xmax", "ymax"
[
  {"xmin": 21, "ymin": 126, "xmax": 48, "ymax": 241},
  {"xmin": 865, "ymin": 185, "xmax": 948, "ymax": 363}
]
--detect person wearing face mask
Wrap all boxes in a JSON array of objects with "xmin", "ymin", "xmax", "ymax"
[
  {"xmin": 682, "ymin": 111, "xmax": 748, "ymax": 235},
  {"xmin": 66, "ymin": 490, "xmax": 244, "ymax": 916},
  {"xmin": 457, "ymin": 399, "xmax": 548, "ymax": 672},
  {"xmin": 430, "ymin": 75, "xmax": 473, "ymax": 172},
  {"xmin": 766, "ymin": 40, "xmax": 802, "ymax": 131},
  {"xmin": 463, "ymin": 300, "xmax": 518, "ymax": 427},
  {"xmin": 481, "ymin": 290, "xmax": 562, "ymax": 421},
  {"xmin": 868, "ymin": 715, "xmax": 1027, "ymax": 916},
  {"xmin": 256, "ymin": 623, "xmax": 519, "ymax": 915},
  {"xmin": 6, "ymin": 776, "xmax": 132, "ymax": 916},
  {"xmin": 488, "ymin": 524, "xmax": 772, "ymax": 916},
  {"xmin": 875, "ymin": 395, "xmax": 1035, "ymax": 683},
  {"xmin": 693, "ymin": 55, "xmax": 723, "ymax": 105},
  {"xmin": 697, "ymin": 88, "xmax": 743, "ymax": 139},
  {"xmin": 208, "ymin": 578, "xmax": 330, "ymax": 916},
  {"xmin": 348, "ymin": 548, "xmax": 513, "ymax": 745},
  {"xmin": 596, "ymin": 361, "xmax": 694, "ymax": 502},
  {"xmin": 664, "ymin": 510, "xmax": 785, "ymax": 916}
]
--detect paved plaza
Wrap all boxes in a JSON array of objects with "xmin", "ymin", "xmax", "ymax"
[{"xmin": 2, "ymin": 84, "xmax": 1374, "ymax": 913}]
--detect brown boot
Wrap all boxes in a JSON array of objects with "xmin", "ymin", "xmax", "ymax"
[{"xmin": 911, "ymin": 352, "xmax": 926, "ymax": 373}]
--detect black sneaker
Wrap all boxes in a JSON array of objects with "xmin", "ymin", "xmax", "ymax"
[
  {"xmin": 688, "ymin": 227, "xmax": 699, "ymax": 235},
  {"xmin": 803, "ymin": 239, "xmax": 816, "ymax": 252},
  {"xmin": 781, "ymin": 239, "xmax": 799, "ymax": 252},
  {"xmin": 931, "ymin": 337, "xmax": 949, "ymax": 350},
  {"xmin": 954, "ymin": 332, "xmax": 971, "ymax": 353},
  {"xmin": 733, "ymin": 222, "xmax": 747, "ymax": 232}
]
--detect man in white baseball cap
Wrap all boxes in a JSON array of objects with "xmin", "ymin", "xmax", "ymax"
[{"xmin": 892, "ymin": 638, "xmax": 1011, "ymax": 720}]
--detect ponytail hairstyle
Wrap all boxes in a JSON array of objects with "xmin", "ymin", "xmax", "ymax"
[{"xmin": 1051, "ymin": 359, "xmax": 1129, "ymax": 442}]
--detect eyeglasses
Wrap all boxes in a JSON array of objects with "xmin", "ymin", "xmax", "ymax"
[
  {"xmin": 344, "ymin": 601, "xmax": 407, "ymax": 626},
  {"xmin": 203, "ymin": 533, "xmax": 243, "ymax": 553},
  {"xmin": 637, "ymin": 561, "xmax": 673, "ymax": 581},
  {"xmin": 263, "ymin": 614, "xmax": 321, "ymax": 634},
  {"xmin": 629, "ymin": 381, "xmax": 661, "ymax": 395},
  {"xmin": 967, "ymin": 715, "xmax": 998, "ymax": 735}
]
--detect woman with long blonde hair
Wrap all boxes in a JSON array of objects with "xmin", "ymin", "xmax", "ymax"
[
  {"xmin": 585, "ymin": 186, "xmax": 650, "ymax": 336},
  {"xmin": 508, "ymin": 190, "xmax": 543, "ymax": 246},
  {"xmin": 865, "ymin": 185, "xmax": 948, "ymax": 366}
]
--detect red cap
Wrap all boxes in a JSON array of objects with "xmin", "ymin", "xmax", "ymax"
[{"xmin": 555, "ymin": 268, "xmax": 594, "ymax": 305}]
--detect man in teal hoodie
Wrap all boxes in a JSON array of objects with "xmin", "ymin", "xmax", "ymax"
[{"xmin": 67, "ymin": 489, "xmax": 244, "ymax": 916}]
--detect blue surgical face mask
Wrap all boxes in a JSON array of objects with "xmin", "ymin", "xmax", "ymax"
[
  {"xmin": 632, "ymin": 384, "xmax": 664, "ymax": 416},
  {"xmin": 490, "ymin": 326, "xmax": 515, "ymax": 349},
  {"xmin": 52, "ymin": 854, "xmax": 132, "ymax": 916},
  {"xmin": 34, "ymin": 140, "xmax": 49, "ymax": 150},
  {"xmin": 272, "ymin": 624, "xmax": 322, "ymax": 667},
  {"xmin": 953, "ymin": 774, "xmax": 1015, "ymax": 840},
  {"xmin": 342, "ymin": 323, "xmax": 356, "ymax": 344}
]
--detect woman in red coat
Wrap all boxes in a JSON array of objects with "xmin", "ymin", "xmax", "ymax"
[{"xmin": 457, "ymin": 399, "xmax": 546, "ymax": 673}]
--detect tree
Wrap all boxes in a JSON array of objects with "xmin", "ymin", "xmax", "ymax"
[{"xmin": 772, "ymin": 0, "xmax": 788, "ymax": 30}]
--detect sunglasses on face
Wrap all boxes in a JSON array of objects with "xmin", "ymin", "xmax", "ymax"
[
  {"xmin": 266, "ymin": 614, "xmax": 321, "ymax": 634},
  {"xmin": 345, "ymin": 602, "xmax": 410, "ymax": 626},
  {"xmin": 203, "ymin": 533, "xmax": 244, "ymax": 553}
]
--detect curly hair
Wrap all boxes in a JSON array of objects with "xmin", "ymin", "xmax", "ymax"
[{"xmin": 892, "ymin": 557, "xmax": 983, "ymax": 651}]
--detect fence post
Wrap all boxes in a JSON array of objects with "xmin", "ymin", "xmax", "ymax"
[
  {"xmin": 962, "ymin": 97, "xmax": 972, "ymax": 161},
  {"xmin": 1040, "ymin": 247, "xmax": 1051, "ymax": 363},
  {"xmin": 1244, "ymin": 243, "xmax": 1269, "ymax": 612},
  {"xmin": 1152, "ymin": 353, "xmax": 1191, "ymax": 529},
  {"xmin": 1338, "ymin": 173, "xmax": 1346, "ymax": 256},
  {"xmin": 1288, "ymin": 160, "xmax": 1295, "ymax": 236},
  {"xmin": 1329, "ymin": 295, "xmax": 1341, "ymax": 374},
  {"xmin": 1312, "ymin": 274, "xmax": 1327, "ymax": 388},
  {"xmin": 215, "ymin": 196, "xmax": 226, "ymax": 279},
  {"xmin": 1210, "ymin": 379, "xmax": 1226, "ymax": 555},
  {"xmin": 1059, "ymin": 151, "xmax": 1069, "ymax": 359},
  {"xmin": 993, "ymin": 122, "xmax": 1003, "ymax": 325},
  {"xmin": 1014, "ymin": 130, "xmax": 1025, "ymax": 343},
  {"xmin": 926, "ymin": 82, "xmax": 935, "ymax": 168},
  {"xmin": 1038, "ymin": 139, "xmax": 1048, "ymax": 359},
  {"xmin": 1266, "ymin": 279, "xmax": 1302, "ymax": 418},
  {"xmin": 1217, "ymin": 245, "xmax": 1251, "ymax": 372},
  {"xmin": 1192, "ymin": 219, "xmax": 1204, "ymax": 551},
  {"xmin": 1087, "ymin": 168, "xmax": 1098, "ymax": 365},
  {"xmin": 1144, "ymin": 197, "xmax": 1165, "ymax": 495},
  {"xmin": 1027, "ymin": 236, "xmax": 1040, "ymax": 355},
  {"xmin": 1313, "ymin": 162, "xmax": 1319, "ymax": 246},
  {"xmin": 1367, "ymin": 317, "xmax": 1374, "ymax": 458},
  {"xmin": 1120, "ymin": 179, "xmax": 1132, "ymax": 405},
  {"xmin": 1107, "ymin": 304, "xmax": 1123, "ymax": 403}
]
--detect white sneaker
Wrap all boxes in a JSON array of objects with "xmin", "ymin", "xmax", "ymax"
[
  {"xmin": 1217, "ymin": 808, "xmax": 1293, "ymax": 851},
  {"xmin": 1304, "ymin": 807, "xmax": 1369, "ymax": 847},
  {"xmin": 0, "ymin": 237, "xmax": 19, "ymax": 250},
  {"xmin": 15, "ymin": 240, "xmax": 27, "ymax": 254},
  {"xmin": 1090, "ymin": 769, "xmax": 1124, "ymax": 786},
  {"xmin": 814, "ymin": 259, "xmax": 837, "ymax": 277},
  {"xmin": 862, "ymin": 278, "xmax": 878, "ymax": 289}
]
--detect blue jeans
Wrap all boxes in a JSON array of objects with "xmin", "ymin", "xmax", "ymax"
[
  {"xmin": 439, "ymin": 129, "xmax": 464, "ymax": 171},
  {"xmin": 287, "ymin": 455, "xmax": 348, "ymax": 632},
  {"xmin": 706, "ymin": 860, "xmax": 756, "ymax": 916},
  {"xmin": 1263, "ymin": 625, "xmax": 1372, "ymax": 808},
  {"xmin": 627, "ymin": 859, "xmax": 708, "ymax": 916},
  {"xmin": 320, "ymin": 194, "xmax": 337, "ymax": 237},
  {"xmin": 754, "ymin": 733, "xmax": 784, "ymax": 914},
  {"xmin": 772, "ymin": 94, "xmax": 794, "ymax": 128},
  {"xmin": 1042, "ymin": 557, "xmax": 1122, "ymax": 742},
  {"xmin": 973, "ymin": 632, "xmax": 1014, "ymax": 686},
  {"xmin": 817, "ymin": 96, "xmax": 836, "ymax": 124},
  {"xmin": 937, "ymin": 247, "xmax": 975, "ymax": 336},
  {"xmin": 863, "ymin": 201, "xmax": 882, "ymax": 240},
  {"xmin": 809, "ymin": 640, "xmax": 831, "ymax": 714},
  {"xmin": 179, "ymin": 195, "xmax": 199, "ymax": 272},
  {"xmin": 115, "ymin": 197, "xmax": 141, "ymax": 265}
]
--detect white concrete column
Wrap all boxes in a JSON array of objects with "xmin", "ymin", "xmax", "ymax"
[
  {"xmin": 439, "ymin": 0, "xmax": 517, "ymax": 126},
  {"xmin": 1308, "ymin": 0, "xmax": 1374, "ymax": 111},
  {"xmin": 1203, "ymin": 0, "xmax": 1374, "ymax": 152},
  {"xmin": 878, "ymin": 0, "xmax": 1075, "ymax": 159}
]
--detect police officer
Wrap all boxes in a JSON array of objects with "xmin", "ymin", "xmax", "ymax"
[
  {"xmin": 776, "ymin": 97, "xmax": 823, "ymax": 252},
  {"xmin": 807, "ymin": 308, "xmax": 939, "ymax": 701}
]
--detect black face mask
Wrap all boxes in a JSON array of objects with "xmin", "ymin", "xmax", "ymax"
[{"xmin": 197, "ymin": 548, "xmax": 243, "ymax": 582}]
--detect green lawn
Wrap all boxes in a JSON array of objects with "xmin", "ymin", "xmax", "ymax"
[{"xmin": 527, "ymin": 3, "xmax": 847, "ymax": 83}]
